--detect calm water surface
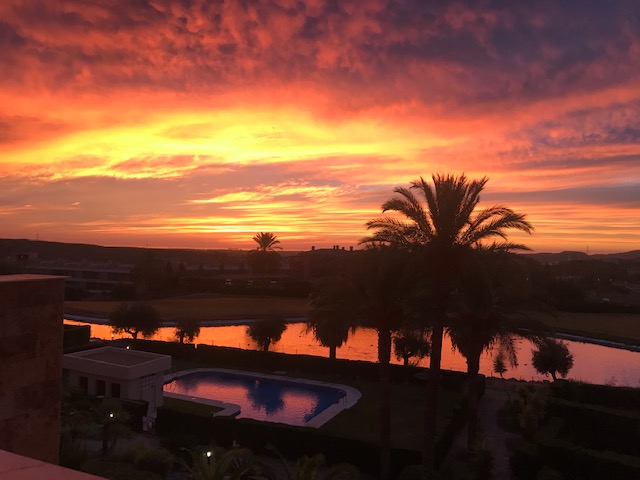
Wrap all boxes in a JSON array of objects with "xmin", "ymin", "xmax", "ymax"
[
  {"xmin": 164, "ymin": 370, "xmax": 345, "ymax": 426},
  {"xmin": 66, "ymin": 321, "xmax": 640, "ymax": 387}
]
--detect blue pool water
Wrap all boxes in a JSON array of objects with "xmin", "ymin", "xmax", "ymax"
[{"xmin": 164, "ymin": 369, "xmax": 348, "ymax": 426}]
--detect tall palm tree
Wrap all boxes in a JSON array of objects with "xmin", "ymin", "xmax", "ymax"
[
  {"xmin": 447, "ymin": 251, "xmax": 522, "ymax": 451},
  {"xmin": 351, "ymin": 247, "xmax": 409, "ymax": 480},
  {"xmin": 362, "ymin": 173, "xmax": 532, "ymax": 469},
  {"xmin": 248, "ymin": 232, "xmax": 282, "ymax": 273},
  {"xmin": 253, "ymin": 232, "xmax": 281, "ymax": 251}
]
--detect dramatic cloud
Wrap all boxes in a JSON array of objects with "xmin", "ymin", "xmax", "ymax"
[{"xmin": 1, "ymin": 0, "xmax": 639, "ymax": 252}]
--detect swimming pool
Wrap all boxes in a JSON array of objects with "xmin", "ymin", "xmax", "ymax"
[{"xmin": 163, "ymin": 368, "xmax": 361, "ymax": 427}]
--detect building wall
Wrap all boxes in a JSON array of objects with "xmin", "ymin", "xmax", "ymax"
[{"xmin": 0, "ymin": 275, "xmax": 65, "ymax": 464}]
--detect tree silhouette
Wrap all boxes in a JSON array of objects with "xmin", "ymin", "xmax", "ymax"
[
  {"xmin": 393, "ymin": 328, "xmax": 431, "ymax": 366},
  {"xmin": 109, "ymin": 303, "xmax": 161, "ymax": 340},
  {"xmin": 247, "ymin": 232, "xmax": 282, "ymax": 273},
  {"xmin": 306, "ymin": 278, "xmax": 358, "ymax": 359},
  {"xmin": 252, "ymin": 232, "xmax": 281, "ymax": 251},
  {"xmin": 247, "ymin": 315, "xmax": 286, "ymax": 352},
  {"xmin": 363, "ymin": 173, "xmax": 532, "ymax": 469},
  {"xmin": 532, "ymin": 338, "xmax": 574, "ymax": 381},
  {"xmin": 352, "ymin": 247, "xmax": 409, "ymax": 480},
  {"xmin": 447, "ymin": 251, "xmax": 527, "ymax": 450},
  {"xmin": 179, "ymin": 447, "xmax": 268, "ymax": 480},
  {"xmin": 175, "ymin": 318, "xmax": 201, "ymax": 344}
]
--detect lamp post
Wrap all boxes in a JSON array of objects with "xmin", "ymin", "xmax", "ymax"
[{"xmin": 206, "ymin": 450, "xmax": 212, "ymax": 466}]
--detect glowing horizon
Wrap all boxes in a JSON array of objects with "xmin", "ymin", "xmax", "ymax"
[{"xmin": 2, "ymin": 1, "xmax": 639, "ymax": 254}]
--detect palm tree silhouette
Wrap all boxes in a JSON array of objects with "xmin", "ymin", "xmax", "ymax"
[
  {"xmin": 362, "ymin": 173, "xmax": 532, "ymax": 469},
  {"xmin": 252, "ymin": 232, "xmax": 281, "ymax": 251},
  {"xmin": 248, "ymin": 232, "xmax": 282, "ymax": 273},
  {"xmin": 351, "ymin": 247, "xmax": 409, "ymax": 480},
  {"xmin": 447, "ymin": 251, "xmax": 524, "ymax": 450}
]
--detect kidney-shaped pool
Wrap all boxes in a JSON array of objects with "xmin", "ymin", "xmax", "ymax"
[{"xmin": 163, "ymin": 368, "xmax": 361, "ymax": 428}]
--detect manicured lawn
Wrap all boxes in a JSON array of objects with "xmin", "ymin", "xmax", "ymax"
[
  {"xmin": 65, "ymin": 294, "xmax": 309, "ymax": 321},
  {"xmin": 528, "ymin": 310, "xmax": 640, "ymax": 345},
  {"xmin": 68, "ymin": 294, "xmax": 640, "ymax": 344},
  {"xmin": 321, "ymin": 379, "xmax": 463, "ymax": 451}
]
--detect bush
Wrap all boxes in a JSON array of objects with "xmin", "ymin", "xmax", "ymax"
[
  {"xmin": 550, "ymin": 379, "xmax": 640, "ymax": 411},
  {"xmin": 63, "ymin": 324, "xmax": 91, "ymax": 351},
  {"xmin": 118, "ymin": 441, "xmax": 174, "ymax": 476},
  {"xmin": 80, "ymin": 459, "xmax": 164, "ymax": 480},
  {"xmin": 506, "ymin": 437, "xmax": 541, "ymax": 480},
  {"xmin": 538, "ymin": 438, "xmax": 640, "ymax": 480},
  {"xmin": 546, "ymin": 398, "xmax": 640, "ymax": 456}
]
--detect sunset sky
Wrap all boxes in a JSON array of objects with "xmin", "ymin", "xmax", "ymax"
[{"xmin": 2, "ymin": 0, "xmax": 639, "ymax": 253}]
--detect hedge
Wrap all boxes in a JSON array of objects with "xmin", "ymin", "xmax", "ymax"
[
  {"xmin": 127, "ymin": 339, "xmax": 475, "ymax": 391},
  {"xmin": 546, "ymin": 398, "xmax": 640, "ymax": 456},
  {"xmin": 550, "ymin": 379, "xmax": 640, "ymax": 411},
  {"xmin": 538, "ymin": 438, "xmax": 640, "ymax": 480},
  {"xmin": 63, "ymin": 324, "xmax": 91, "ymax": 351},
  {"xmin": 156, "ymin": 395, "xmax": 469, "ymax": 476}
]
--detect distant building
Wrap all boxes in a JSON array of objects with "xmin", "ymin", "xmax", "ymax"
[
  {"xmin": 289, "ymin": 246, "xmax": 354, "ymax": 280},
  {"xmin": 36, "ymin": 262, "xmax": 133, "ymax": 295}
]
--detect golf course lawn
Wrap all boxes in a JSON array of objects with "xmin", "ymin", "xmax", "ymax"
[
  {"xmin": 66, "ymin": 294, "xmax": 639, "ymax": 344},
  {"xmin": 65, "ymin": 294, "xmax": 309, "ymax": 321}
]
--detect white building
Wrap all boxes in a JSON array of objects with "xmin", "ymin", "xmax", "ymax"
[{"xmin": 62, "ymin": 346, "xmax": 171, "ymax": 423}]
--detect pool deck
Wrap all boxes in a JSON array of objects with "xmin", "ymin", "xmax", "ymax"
[{"xmin": 163, "ymin": 367, "xmax": 361, "ymax": 428}]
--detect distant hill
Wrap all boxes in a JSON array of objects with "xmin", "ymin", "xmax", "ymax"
[
  {"xmin": 0, "ymin": 238, "xmax": 250, "ymax": 266},
  {"xmin": 523, "ymin": 250, "xmax": 640, "ymax": 263},
  {"xmin": 592, "ymin": 250, "xmax": 640, "ymax": 261}
]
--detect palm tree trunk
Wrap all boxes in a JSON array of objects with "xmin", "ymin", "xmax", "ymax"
[
  {"xmin": 329, "ymin": 345, "xmax": 337, "ymax": 360},
  {"xmin": 378, "ymin": 328, "xmax": 392, "ymax": 480},
  {"xmin": 423, "ymin": 318, "xmax": 443, "ymax": 470},
  {"xmin": 467, "ymin": 353, "xmax": 481, "ymax": 451}
]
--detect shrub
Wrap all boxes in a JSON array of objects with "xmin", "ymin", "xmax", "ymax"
[
  {"xmin": 538, "ymin": 438, "xmax": 640, "ymax": 480},
  {"xmin": 550, "ymin": 379, "xmax": 640, "ymax": 411},
  {"xmin": 546, "ymin": 398, "xmax": 640, "ymax": 456}
]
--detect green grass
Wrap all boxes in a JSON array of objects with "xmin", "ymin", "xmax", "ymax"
[
  {"xmin": 320, "ymin": 379, "xmax": 464, "ymax": 451},
  {"xmin": 65, "ymin": 294, "xmax": 309, "ymax": 321},
  {"xmin": 525, "ymin": 310, "xmax": 640, "ymax": 345}
]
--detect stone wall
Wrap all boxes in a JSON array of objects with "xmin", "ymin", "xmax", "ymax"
[{"xmin": 0, "ymin": 275, "xmax": 65, "ymax": 464}]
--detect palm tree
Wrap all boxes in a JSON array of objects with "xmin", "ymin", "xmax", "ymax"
[
  {"xmin": 248, "ymin": 232, "xmax": 282, "ymax": 273},
  {"xmin": 179, "ymin": 447, "xmax": 269, "ymax": 480},
  {"xmin": 393, "ymin": 327, "xmax": 431, "ymax": 366},
  {"xmin": 447, "ymin": 251, "xmax": 521, "ymax": 451},
  {"xmin": 351, "ymin": 247, "xmax": 409, "ymax": 480},
  {"xmin": 247, "ymin": 315, "xmax": 286, "ymax": 352},
  {"xmin": 306, "ymin": 278, "xmax": 359, "ymax": 359},
  {"xmin": 253, "ymin": 232, "xmax": 281, "ymax": 251},
  {"xmin": 362, "ymin": 173, "xmax": 532, "ymax": 469}
]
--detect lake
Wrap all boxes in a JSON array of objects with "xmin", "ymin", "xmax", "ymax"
[{"xmin": 65, "ymin": 320, "xmax": 640, "ymax": 387}]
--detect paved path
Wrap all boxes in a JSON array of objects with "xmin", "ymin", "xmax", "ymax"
[{"xmin": 443, "ymin": 378, "xmax": 524, "ymax": 479}]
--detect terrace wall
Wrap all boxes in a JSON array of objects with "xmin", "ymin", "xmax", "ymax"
[{"xmin": 0, "ymin": 275, "xmax": 65, "ymax": 464}]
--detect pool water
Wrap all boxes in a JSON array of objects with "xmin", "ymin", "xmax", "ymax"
[{"xmin": 164, "ymin": 369, "xmax": 353, "ymax": 426}]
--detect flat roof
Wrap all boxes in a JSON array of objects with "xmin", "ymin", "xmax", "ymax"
[
  {"xmin": 0, "ymin": 274, "xmax": 66, "ymax": 283},
  {"xmin": 79, "ymin": 349, "xmax": 163, "ymax": 366},
  {"xmin": 63, "ymin": 346, "xmax": 171, "ymax": 380},
  {"xmin": 65, "ymin": 346, "xmax": 169, "ymax": 366}
]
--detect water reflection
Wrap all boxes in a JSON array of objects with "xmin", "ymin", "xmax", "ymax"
[
  {"xmin": 67, "ymin": 320, "xmax": 640, "ymax": 387},
  {"xmin": 247, "ymin": 378, "xmax": 285, "ymax": 415},
  {"xmin": 165, "ymin": 370, "xmax": 341, "ymax": 425}
]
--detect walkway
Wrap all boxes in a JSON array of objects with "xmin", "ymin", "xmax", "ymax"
[{"xmin": 442, "ymin": 378, "xmax": 524, "ymax": 479}]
